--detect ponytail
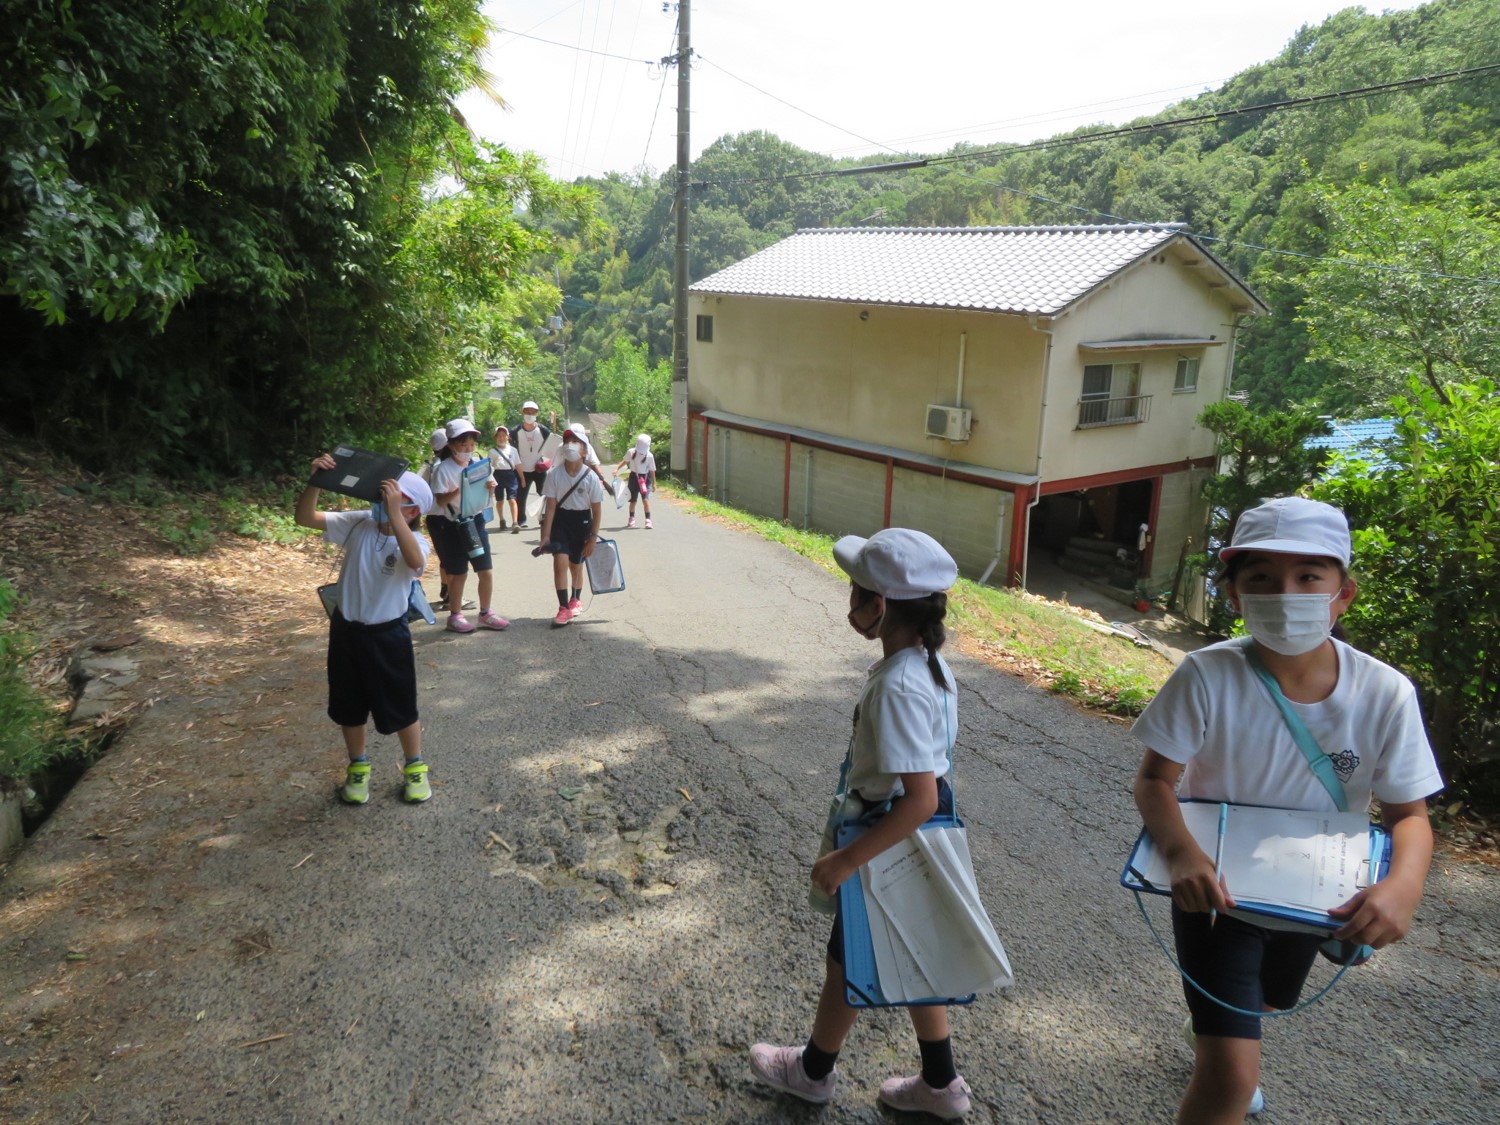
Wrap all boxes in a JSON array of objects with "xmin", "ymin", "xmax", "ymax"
[{"xmin": 883, "ymin": 592, "xmax": 950, "ymax": 691}]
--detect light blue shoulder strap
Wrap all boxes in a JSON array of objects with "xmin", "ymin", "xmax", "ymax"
[{"xmin": 1240, "ymin": 638, "xmax": 1347, "ymax": 812}]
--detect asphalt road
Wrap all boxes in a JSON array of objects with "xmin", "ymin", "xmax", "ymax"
[{"xmin": 8, "ymin": 492, "xmax": 1500, "ymax": 1123}]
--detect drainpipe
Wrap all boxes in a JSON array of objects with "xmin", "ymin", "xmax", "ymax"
[
  {"xmin": 977, "ymin": 491, "xmax": 1009, "ymax": 586},
  {"xmin": 956, "ymin": 331, "xmax": 967, "ymax": 407},
  {"xmin": 802, "ymin": 447, "xmax": 814, "ymax": 528},
  {"xmin": 719, "ymin": 428, "xmax": 730, "ymax": 503},
  {"xmin": 1012, "ymin": 317, "xmax": 1054, "ymax": 589}
]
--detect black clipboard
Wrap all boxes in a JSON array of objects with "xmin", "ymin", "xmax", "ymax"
[{"xmin": 309, "ymin": 446, "xmax": 409, "ymax": 502}]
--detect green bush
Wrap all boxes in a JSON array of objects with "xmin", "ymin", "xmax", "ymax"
[{"xmin": 0, "ymin": 580, "xmax": 70, "ymax": 788}]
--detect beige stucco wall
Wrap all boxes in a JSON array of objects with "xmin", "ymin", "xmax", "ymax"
[
  {"xmin": 1042, "ymin": 253, "xmax": 1242, "ymax": 482},
  {"xmin": 702, "ymin": 422, "xmax": 1011, "ymax": 578},
  {"xmin": 689, "ymin": 295, "xmax": 1047, "ymax": 476},
  {"xmin": 1148, "ymin": 465, "xmax": 1213, "ymax": 592}
]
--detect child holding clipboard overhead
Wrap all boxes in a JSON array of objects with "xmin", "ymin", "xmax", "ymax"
[
  {"xmin": 750, "ymin": 529, "xmax": 974, "ymax": 1120},
  {"xmin": 1132, "ymin": 497, "xmax": 1443, "ymax": 1122}
]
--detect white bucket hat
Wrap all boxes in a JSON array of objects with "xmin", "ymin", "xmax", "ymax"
[
  {"xmin": 1220, "ymin": 497, "xmax": 1351, "ymax": 567},
  {"xmin": 834, "ymin": 528, "xmax": 957, "ymax": 599}
]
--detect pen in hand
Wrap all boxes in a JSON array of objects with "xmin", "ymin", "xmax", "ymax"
[{"xmin": 1211, "ymin": 801, "xmax": 1228, "ymax": 923}]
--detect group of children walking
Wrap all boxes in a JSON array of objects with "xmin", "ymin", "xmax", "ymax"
[{"xmin": 294, "ymin": 452, "xmax": 1443, "ymax": 1122}]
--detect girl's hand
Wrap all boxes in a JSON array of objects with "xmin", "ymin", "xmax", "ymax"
[
  {"xmin": 1329, "ymin": 873, "xmax": 1422, "ymax": 950},
  {"xmin": 378, "ymin": 478, "xmax": 403, "ymax": 506},
  {"xmin": 811, "ymin": 848, "xmax": 857, "ymax": 897},
  {"xmin": 310, "ymin": 452, "xmax": 337, "ymax": 472},
  {"xmin": 1167, "ymin": 849, "xmax": 1236, "ymax": 915}
]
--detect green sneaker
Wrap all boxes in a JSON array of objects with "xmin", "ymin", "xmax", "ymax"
[
  {"xmin": 403, "ymin": 759, "xmax": 432, "ymax": 803},
  {"xmin": 340, "ymin": 760, "xmax": 372, "ymax": 805}
]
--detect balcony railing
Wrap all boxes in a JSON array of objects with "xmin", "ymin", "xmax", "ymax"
[{"xmin": 1077, "ymin": 393, "xmax": 1153, "ymax": 429}]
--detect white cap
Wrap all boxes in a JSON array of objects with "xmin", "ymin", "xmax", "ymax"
[
  {"xmin": 521, "ymin": 401, "xmax": 539, "ymax": 413},
  {"xmin": 833, "ymin": 528, "xmax": 957, "ymax": 599},
  {"xmin": 429, "ymin": 428, "xmax": 449, "ymax": 452},
  {"xmin": 1220, "ymin": 497, "xmax": 1351, "ymax": 567},
  {"xmin": 395, "ymin": 471, "xmax": 433, "ymax": 514},
  {"xmin": 446, "ymin": 417, "xmax": 480, "ymax": 441},
  {"xmin": 636, "ymin": 433, "xmax": 651, "ymax": 452},
  {"xmin": 568, "ymin": 421, "xmax": 587, "ymax": 437}
]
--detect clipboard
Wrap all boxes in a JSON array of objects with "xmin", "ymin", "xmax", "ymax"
[
  {"xmin": 457, "ymin": 457, "xmax": 492, "ymax": 519},
  {"xmin": 309, "ymin": 446, "xmax": 409, "ymax": 502},
  {"xmin": 584, "ymin": 537, "xmax": 625, "ymax": 594},
  {"xmin": 1120, "ymin": 802, "xmax": 1392, "ymax": 932},
  {"xmin": 835, "ymin": 816, "xmax": 977, "ymax": 1009}
]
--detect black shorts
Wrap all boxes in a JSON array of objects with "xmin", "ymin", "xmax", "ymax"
[
  {"xmin": 1172, "ymin": 904, "xmax": 1323, "ymax": 1040},
  {"xmin": 429, "ymin": 514, "xmax": 493, "ymax": 575},
  {"xmin": 551, "ymin": 507, "xmax": 593, "ymax": 564},
  {"xmin": 627, "ymin": 472, "xmax": 650, "ymax": 499},
  {"xmin": 494, "ymin": 470, "xmax": 519, "ymax": 501},
  {"xmin": 327, "ymin": 612, "xmax": 418, "ymax": 734},
  {"xmin": 827, "ymin": 777, "xmax": 954, "ymax": 966}
]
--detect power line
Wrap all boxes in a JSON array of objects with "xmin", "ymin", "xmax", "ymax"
[
  {"xmin": 497, "ymin": 26, "xmax": 661, "ymax": 66},
  {"xmin": 694, "ymin": 63, "xmax": 1500, "ymax": 187}
]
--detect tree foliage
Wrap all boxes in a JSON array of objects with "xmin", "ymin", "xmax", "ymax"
[
  {"xmin": 593, "ymin": 338, "xmax": 672, "ymax": 465},
  {"xmin": 1294, "ymin": 180, "xmax": 1500, "ymax": 410},
  {"xmin": 1314, "ymin": 378, "xmax": 1500, "ymax": 799},
  {"xmin": 0, "ymin": 1, "xmax": 594, "ymax": 475}
]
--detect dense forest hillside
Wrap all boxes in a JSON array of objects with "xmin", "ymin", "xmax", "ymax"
[{"xmin": 539, "ymin": 0, "xmax": 1499, "ymax": 416}]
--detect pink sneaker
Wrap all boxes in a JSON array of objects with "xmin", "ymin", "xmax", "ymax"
[
  {"xmin": 567, "ymin": 597, "xmax": 582, "ymax": 618},
  {"xmin": 552, "ymin": 606, "xmax": 572, "ymax": 628},
  {"xmin": 626, "ymin": 516, "xmax": 636, "ymax": 528},
  {"xmin": 477, "ymin": 610, "xmax": 509, "ymax": 631},
  {"xmin": 877, "ymin": 1074, "xmax": 971, "ymax": 1119},
  {"xmin": 748, "ymin": 1044, "xmax": 836, "ymax": 1105},
  {"xmin": 446, "ymin": 613, "xmax": 475, "ymax": 634},
  {"xmin": 644, "ymin": 517, "xmax": 653, "ymax": 529}
]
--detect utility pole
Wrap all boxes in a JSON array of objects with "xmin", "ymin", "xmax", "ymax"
[{"xmin": 669, "ymin": 0, "xmax": 691, "ymax": 474}]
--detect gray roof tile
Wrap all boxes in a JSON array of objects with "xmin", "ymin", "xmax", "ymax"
[{"xmin": 689, "ymin": 225, "xmax": 1191, "ymax": 315}]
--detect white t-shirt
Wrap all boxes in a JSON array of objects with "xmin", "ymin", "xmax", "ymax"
[
  {"xmin": 432, "ymin": 454, "xmax": 489, "ymax": 518},
  {"xmin": 323, "ymin": 511, "xmax": 429, "ymax": 625},
  {"xmin": 1132, "ymin": 637, "xmax": 1442, "ymax": 812},
  {"xmin": 541, "ymin": 463, "xmax": 606, "ymax": 510},
  {"xmin": 625, "ymin": 449, "xmax": 656, "ymax": 475},
  {"xmin": 845, "ymin": 647, "xmax": 958, "ymax": 803},
  {"xmin": 514, "ymin": 424, "xmax": 548, "ymax": 470},
  {"xmin": 490, "ymin": 445, "xmax": 522, "ymax": 473}
]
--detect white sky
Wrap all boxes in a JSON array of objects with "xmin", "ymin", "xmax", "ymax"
[{"xmin": 457, "ymin": 1, "xmax": 1424, "ymax": 182}]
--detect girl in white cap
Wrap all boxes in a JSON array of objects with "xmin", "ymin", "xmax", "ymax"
[
  {"xmin": 751, "ymin": 528, "xmax": 974, "ymax": 1119},
  {"xmin": 613, "ymin": 433, "xmax": 656, "ymax": 529},
  {"xmin": 1132, "ymin": 497, "xmax": 1441, "ymax": 1121}
]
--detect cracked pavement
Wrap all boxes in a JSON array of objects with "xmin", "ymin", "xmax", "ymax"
[{"xmin": 2, "ymin": 495, "xmax": 1496, "ymax": 1123}]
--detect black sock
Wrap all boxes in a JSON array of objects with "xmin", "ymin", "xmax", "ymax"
[
  {"xmin": 801, "ymin": 1038, "xmax": 839, "ymax": 1081},
  {"xmin": 571, "ymin": 587, "xmax": 582, "ymax": 601},
  {"xmin": 918, "ymin": 1036, "xmax": 957, "ymax": 1089},
  {"xmin": 557, "ymin": 589, "xmax": 569, "ymax": 608}
]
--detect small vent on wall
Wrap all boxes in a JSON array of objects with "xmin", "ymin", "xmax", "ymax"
[{"xmin": 925, "ymin": 405, "xmax": 972, "ymax": 442}]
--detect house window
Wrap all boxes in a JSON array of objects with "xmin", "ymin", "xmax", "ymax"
[
  {"xmin": 1174, "ymin": 357, "xmax": 1200, "ymax": 393},
  {"xmin": 1079, "ymin": 362, "xmax": 1150, "ymax": 427},
  {"xmin": 696, "ymin": 314, "xmax": 714, "ymax": 342}
]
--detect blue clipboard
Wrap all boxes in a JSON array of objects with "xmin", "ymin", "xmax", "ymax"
[
  {"xmin": 834, "ymin": 816, "xmax": 977, "ymax": 1009},
  {"xmin": 1120, "ymin": 802, "xmax": 1392, "ymax": 932}
]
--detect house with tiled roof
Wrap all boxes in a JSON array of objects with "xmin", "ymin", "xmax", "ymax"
[{"xmin": 682, "ymin": 224, "xmax": 1267, "ymax": 591}]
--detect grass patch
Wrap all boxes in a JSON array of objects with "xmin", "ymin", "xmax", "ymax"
[
  {"xmin": 0, "ymin": 579, "xmax": 77, "ymax": 789},
  {"xmin": 665, "ymin": 483, "xmax": 1170, "ymax": 716}
]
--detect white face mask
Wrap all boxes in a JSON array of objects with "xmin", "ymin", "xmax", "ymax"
[
  {"xmin": 1239, "ymin": 593, "xmax": 1337, "ymax": 656},
  {"xmin": 562, "ymin": 443, "xmax": 582, "ymax": 463}
]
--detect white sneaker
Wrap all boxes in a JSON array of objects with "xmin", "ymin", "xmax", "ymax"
[
  {"xmin": 878, "ymin": 1074, "xmax": 971, "ymax": 1119},
  {"xmin": 748, "ymin": 1044, "xmax": 836, "ymax": 1105}
]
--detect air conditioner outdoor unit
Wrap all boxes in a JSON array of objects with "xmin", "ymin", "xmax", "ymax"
[{"xmin": 925, "ymin": 404, "xmax": 972, "ymax": 442}]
